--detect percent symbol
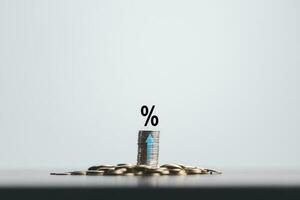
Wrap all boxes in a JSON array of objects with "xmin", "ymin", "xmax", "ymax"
[{"xmin": 141, "ymin": 105, "xmax": 159, "ymax": 126}]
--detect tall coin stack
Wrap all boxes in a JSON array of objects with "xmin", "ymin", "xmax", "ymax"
[{"xmin": 137, "ymin": 130, "xmax": 160, "ymax": 168}]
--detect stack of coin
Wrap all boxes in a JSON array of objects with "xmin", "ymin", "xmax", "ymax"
[{"xmin": 137, "ymin": 130, "xmax": 159, "ymax": 168}]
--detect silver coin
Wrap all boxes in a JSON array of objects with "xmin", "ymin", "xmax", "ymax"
[{"xmin": 137, "ymin": 130, "xmax": 160, "ymax": 168}]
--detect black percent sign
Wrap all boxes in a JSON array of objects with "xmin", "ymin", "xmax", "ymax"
[{"xmin": 141, "ymin": 105, "xmax": 159, "ymax": 126}]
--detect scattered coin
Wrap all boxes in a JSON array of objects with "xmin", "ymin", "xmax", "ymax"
[
  {"xmin": 52, "ymin": 164, "xmax": 221, "ymax": 176},
  {"xmin": 205, "ymin": 168, "xmax": 222, "ymax": 174},
  {"xmin": 117, "ymin": 163, "xmax": 133, "ymax": 166},
  {"xmin": 123, "ymin": 173, "xmax": 135, "ymax": 176},
  {"xmin": 147, "ymin": 172, "xmax": 161, "ymax": 176},
  {"xmin": 186, "ymin": 168, "xmax": 202, "ymax": 175},
  {"xmin": 105, "ymin": 168, "xmax": 126, "ymax": 175},
  {"xmin": 161, "ymin": 164, "xmax": 183, "ymax": 169},
  {"xmin": 70, "ymin": 171, "xmax": 86, "ymax": 175},
  {"xmin": 88, "ymin": 166, "xmax": 99, "ymax": 170},
  {"xmin": 50, "ymin": 172, "xmax": 70, "ymax": 175},
  {"xmin": 133, "ymin": 164, "xmax": 152, "ymax": 172},
  {"xmin": 115, "ymin": 165, "xmax": 134, "ymax": 170},
  {"xmin": 179, "ymin": 164, "xmax": 197, "ymax": 169},
  {"xmin": 96, "ymin": 167, "xmax": 115, "ymax": 171},
  {"xmin": 86, "ymin": 170, "xmax": 104, "ymax": 176},
  {"xmin": 135, "ymin": 171, "xmax": 144, "ymax": 176},
  {"xmin": 160, "ymin": 170, "xmax": 170, "ymax": 175}
]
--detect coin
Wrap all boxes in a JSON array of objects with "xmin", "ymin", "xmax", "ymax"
[
  {"xmin": 88, "ymin": 166, "xmax": 99, "ymax": 170},
  {"xmin": 179, "ymin": 164, "xmax": 197, "ymax": 169},
  {"xmin": 50, "ymin": 172, "xmax": 70, "ymax": 175},
  {"xmin": 205, "ymin": 169, "xmax": 222, "ymax": 174},
  {"xmin": 123, "ymin": 172, "xmax": 135, "ymax": 176},
  {"xmin": 177, "ymin": 170, "xmax": 187, "ymax": 175},
  {"xmin": 86, "ymin": 170, "xmax": 104, "ymax": 176},
  {"xmin": 135, "ymin": 171, "xmax": 144, "ymax": 176},
  {"xmin": 70, "ymin": 171, "xmax": 86, "ymax": 175},
  {"xmin": 160, "ymin": 164, "xmax": 183, "ymax": 169},
  {"xmin": 96, "ymin": 167, "xmax": 115, "ymax": 171},
  {"xmin": 160, "ymin": 170, "xmax": 170, "ymax": 175},
  {"xmin": 134, "ymin": 164, "xmax": 152, "ymax": 172},
  {"xmin": 117, "ymin": 163, "xmax": 133, "ymax": 167},
  {"xmin": 186, "ymin": 168, "xmax": 202, "ymax": 174},
  {"xmin": 169, "ymin": 169, "xmax": 186, "ymax": 175},
  {"xmin": 115, "ymin": 164, "xmax": 134, "ymax": 170},
  {"xmin": 105, "ymin": 168, "xmax": 126, "ymax": 175},
  {"xmin": 146, "ymin": 172, "xmax": 161, "ymax": 176},
  {"xmin": 88, "ymin": 164, "xmax": 115, "ymax": 170}
]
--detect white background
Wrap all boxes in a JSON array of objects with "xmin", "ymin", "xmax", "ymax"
[{"xmin": 0, "ymin": 0, "xmax": 299, "ymax": 170}]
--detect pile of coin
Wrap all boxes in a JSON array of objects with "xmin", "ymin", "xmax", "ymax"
[
  {"xmin": 51, "ymin": 130, "xmax": 222, "ymax": 176},
  {"xmin": 137, "ymin": 130, "xmax": 159, "ymax": 168},
  {"xmin": 50, "ymin": 163, "xmax": 221, "ymax": 176}
]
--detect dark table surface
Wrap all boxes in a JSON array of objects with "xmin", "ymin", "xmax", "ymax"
[{"xmin": 1, "ymin": 170, "xmax": 300, "ymax": 199}]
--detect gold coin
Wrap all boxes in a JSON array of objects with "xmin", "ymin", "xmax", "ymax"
[
  {"xmin": 50, "ymin": 172, "xmax": 70, "ymax": 175},
  {"xmin": 86, "ymin": 170, "xmax": 104, "ymax": 176},
  {"xmin": 70, "ymin": 171, "xmax": 86, "ymax": 175},
  {"xmin": 160, "ymin": 164, "xmax": 183, "ymax": 169}
]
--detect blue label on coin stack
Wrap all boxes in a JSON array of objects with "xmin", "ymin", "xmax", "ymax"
[{"xmin": 137, "ymin": 130, "xmax": 160, "ymax": 167}]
